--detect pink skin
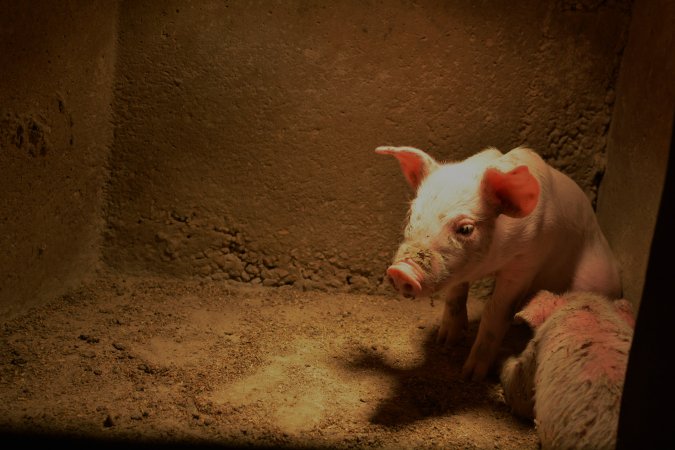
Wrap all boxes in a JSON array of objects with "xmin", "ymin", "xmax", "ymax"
[
  {"xmin": 564, "ymin": 310, "xmax": 628, "ymax": 383},
  {"xmin": 516, "ymin": 290, "xmax": 634, "ymax": 384},
  {"xmin": 502, "ymin": 290, "xmax": 634, "ymax": 448},
  {"xmin": 377, "ymin": 145, "xmax": 622, "ymax": 382}
]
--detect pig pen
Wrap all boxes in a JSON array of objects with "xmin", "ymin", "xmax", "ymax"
[{"xmin": 1, "ymin": 1, "xmax": 673, "ymax": 449}]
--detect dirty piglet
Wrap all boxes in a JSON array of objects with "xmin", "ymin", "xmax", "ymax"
[
  {"xmin": 376, "ymin": 146, "xmax": 622, "ymax": 380},
  {"xmin": 499, "ymin": 290, "xmax": 634, "ymax": 450}
]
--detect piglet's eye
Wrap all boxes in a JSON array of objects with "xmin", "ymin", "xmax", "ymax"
[{"xmin": 456, "ymin": 224, "xmax": 475, "ymax": 236}]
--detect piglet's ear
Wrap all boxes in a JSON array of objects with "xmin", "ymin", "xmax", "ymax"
[
  {"xmin": 482, "ymin": 165, "xmax": 540, "ymax": 218},
  {"xmin": 514, "ymin": 290, "xmax": 564, "ymax": 329},
  {"xmin": 375, "ymin": 146, "xmax": 439, "ymax": 190}
]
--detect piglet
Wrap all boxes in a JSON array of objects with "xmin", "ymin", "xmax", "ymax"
[
  {"xmin": 499, "ymin": 290, "xmax": 634, "ymax": 450},
  {"xmin": 376, "ymin": 146, "xmax": 622, "ymax": 380}
]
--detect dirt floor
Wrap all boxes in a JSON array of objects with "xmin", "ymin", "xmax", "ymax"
[{"xmin": 0, "ymin": 270, "xmax": 538, "ymax": 449}]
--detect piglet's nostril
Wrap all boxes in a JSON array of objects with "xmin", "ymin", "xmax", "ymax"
[{"xmin": 386, "ymin": 262, "xmax": 423, "ymax": 298}]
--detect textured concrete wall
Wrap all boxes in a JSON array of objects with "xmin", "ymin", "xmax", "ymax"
[
  {"xmin": 597, "ymin": 0, "xmax": 675, "ymax": 309},
  {"xmin": 0, "ymin": 2, "xmax": 118, "ymax": 320},
  {"xmin": 104, "ymin": 0, "xmax": 632, "ymax": 293}
]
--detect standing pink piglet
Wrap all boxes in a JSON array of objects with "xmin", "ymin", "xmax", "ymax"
[
  {"xmin": 376, "ymin": 146, "xmax": 622, "ymax": 380},
  {"xmin": 500, "ymin": 290, "xmax": 635, "ymax": 450}
]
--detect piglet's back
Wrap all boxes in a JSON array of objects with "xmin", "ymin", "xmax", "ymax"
[{"xmin": 534, "ymin": 292, "xmax": 633, "ymax": 450}]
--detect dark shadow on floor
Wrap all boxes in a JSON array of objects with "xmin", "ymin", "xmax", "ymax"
[
  {"xmin": 343, "ymin": 321, "xmax": 532, "ymax": 427},
  {"xmin": 0, "ymin": 429, "xmax": 320, "ymax": 450}
]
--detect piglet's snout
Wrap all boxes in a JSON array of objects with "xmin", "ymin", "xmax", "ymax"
[{"xmin": 386, "ymin": 260, "xmax": 423, "ymax": 298}]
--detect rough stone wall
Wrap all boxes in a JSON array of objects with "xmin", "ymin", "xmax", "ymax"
[
  {"xmin": 597, "ymin": 0, "xmax": 675, "ymax": 309},
  {"xmin": 0, "ymin": 1, "xmax": 119, "ymax": 320},
  {"xmin": 103, "ymin": 0, "xmax": 632, "ymax": 293}
]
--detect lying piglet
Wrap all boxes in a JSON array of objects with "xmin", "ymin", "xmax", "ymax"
[
  {"xmin": 500, "ymin": 290, "xmax": 635, "ymax": 450},
  {"xmin": 376, "ymin": 145, "xmax": 622, "ymax": 380}
]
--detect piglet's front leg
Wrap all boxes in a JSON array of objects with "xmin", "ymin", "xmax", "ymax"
[
  {"xmin": 463, "ymin": 275, "xmax": 530, "ymax": 381},
  {"xmin": 437, "ymin": 282, "xmax": 469, "ymax": 346}
]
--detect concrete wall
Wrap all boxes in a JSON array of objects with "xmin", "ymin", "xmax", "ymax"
[
  {"xmin": 0, "ymin": 0, "xmax": 670, "ymax": 343},
  {"xmin": 104, "ymin": 0, "xmax": 632, "ymax": 292},
  {"xmin": 597, "ymin": 0, "xmax": 675, "ymax": 309},
  {"xmin": 0, "ymin": 1, "xmax": 119, "ymax": 320}
]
